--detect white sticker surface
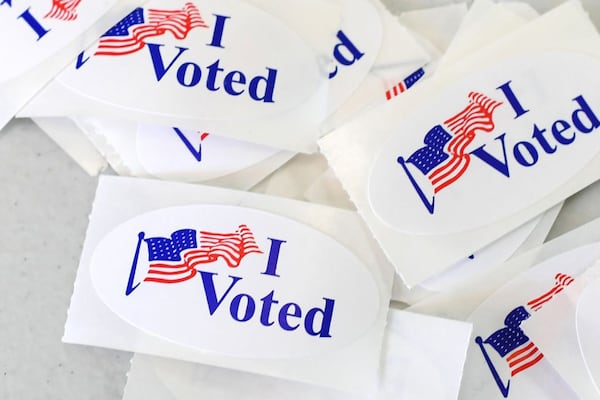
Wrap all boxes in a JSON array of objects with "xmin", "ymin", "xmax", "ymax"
[
  {"xmin": 0, "ymin": 0, "xmax": 113, "ymax": 83},
  {"xmin": 462, "ymin": 243, "xmax": 600, "ymax": 400},
  {"xmin": 0, "ymin": 0, "xmax": 143, "ymax": 129},
  {"xmin": 369, "ymin": 51, "xmax": 600, "ymax": 235},
  {"xmin": 59, "ymin": 0, "xmax": 323, "ymax": 121},
  {"xmin": 136, "ymin": 125, "xmax": 280, "ymax": 182},
  {"xmin": 90, "ymin": 204, "xmax": 381, "ymax": 358}
]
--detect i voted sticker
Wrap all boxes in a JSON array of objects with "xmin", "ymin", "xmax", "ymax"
[
  {"xmin": 18, "ymin": 0, "xmax": 392, "ymax": 152},
  {"xmin": 463, "ymin": 243, "xmax": 600, "ymax": 400},
  {"xmin": 0, "ymin": 0, "xmax": 117, "ymax": 84},
  {"xmin": 90, "ymin": 205, "xmax": 381, "ymax": 358},
  {"xmin": 136, "ymin": 125, "xmax": 280, "ymax": 182},
  {"xmin": 369, "ymin": 51, "xmax": 600, "ymax": 235},
  {"xmin": 58, "ymin": 0, "xmax": 324, "ymax": 121}
]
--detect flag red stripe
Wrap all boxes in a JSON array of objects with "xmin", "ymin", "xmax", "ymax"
[
  {"xmin": 144, "ymin": 261, "xmax": 197, "ymax": 283},
  {"xmin": 96, "ymin": 2, "xmax": 208, "ymax": 56},
  {"xmin": 527, "ymin": 285, "xmax": 562, "ymax": 305},
  {"xmin": 527, "ymin": 285, "xmax": 564, "ymax": 310},
  {"xmin": 504, "ymin": 342, "xmax": 544, "ymax": 377},
  {"xmin": 192, "ymin": 224, "xmax": 262, "ymax": 268},
  {"xmin": 511, "ymin": 353, "xmax": 544, "ymax": 377},
  {"xmin": 143, "ymin": 224, "xmax": 262, "ymax": 285},
  {"xmin": 529, "ymin": 288, "xmax": 564, "ymax": 311},
  {"xmin": 556, "ymin": 273, "xmax": 574, "ymax": 286},
  {"xmin": 429, "ymin": 134, "xmax": 472, "ymax": 181},
  {"xmin": 508, "ymin": 347, "xmax": 539, "ymax": 370},
  {"xmin": 506, "ymin": 342, "xmax": 535, "ymax": 362},
  {"xmin": 45, "ymin": 0, "xmax": 81, "ymax": 21},
  {"xmin": 446, "ymin": 132, "xmax": 474, "ymax": 156},
  {"xmin": 527, "ymin": 273, "xmax": 574, "ymax": 310},
  {"xmin": 430, "ymin": 155, "xmax": 462, "ymax": 182},
  {"xmin": 144, "ymin": 274, "xmax": 196, "ymax": 284},
  {"xmin": 432, "ymin": 155, "xmax": 470, "ymax": 193},
  {"xmin": 426, "ymin": 91, "xmax": 502, "ymax": 193},
  {"xmin": 147, "ymin": 267, "xmax": 193, "ymax": 276}
]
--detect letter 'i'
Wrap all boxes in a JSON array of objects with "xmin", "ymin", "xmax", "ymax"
[
  {"xmin": 497, "ymin": 81, "xmax": 529, "ymax": 119},
  {"xmin": 19, "ymin": 8, "xmax": 50, "ymax": 40},
  {"xmin": 207, "ymin": 14, "xmax": 230, "ymax": 49},
  {"xmin": 262, "ymin": 238, "xmax": 286, "ymax": 277}
]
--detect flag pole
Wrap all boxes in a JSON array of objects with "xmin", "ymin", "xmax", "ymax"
[
  {"xmin": 125, "ymin": 231, "xmax": 145, "ymax": 296},
  {"xmin": 475, "ymin": 336, "xmax": 511, "ymax": 398},
  {"xmin": 397, "ymin": 156, "xmax": 435, "ymax": 214}
]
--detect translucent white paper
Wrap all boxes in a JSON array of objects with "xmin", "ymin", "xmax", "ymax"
[
  {"xmin": 73, "ymin": 118, "xmax": 294, "ymax": 190},
  {"xmin": 123, "ymin": 309, "xmax": 472, "ymax": 400}
]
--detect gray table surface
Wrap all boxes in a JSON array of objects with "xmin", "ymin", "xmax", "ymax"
[
  {"xmin": 1, "ymin": 119, "xmax": 127, "ymax": 400},
  {"xmin": 3, "ymin": 1, "xmax": 600, "ymax": 399}
]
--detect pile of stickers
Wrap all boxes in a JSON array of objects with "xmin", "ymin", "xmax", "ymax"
[{"xmin": 4, "ymin": 0, "xmax": 600, "ymax": 398}]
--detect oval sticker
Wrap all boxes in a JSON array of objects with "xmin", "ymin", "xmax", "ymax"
[
  {"xmin": 136, "ymin": 125, "xmax": 280, "ymax": 182},
  {"xmin": 57, "ymin": 0, "xmax": 323, "ymax": 121},
  {"xmin": 90, "ymin": 205, "xmax": 381, "ymax": 358},
  {"xmin": 0, "ymin": 0, "xmax": 117, "ymax": 84},
  {"xmin": 368, "ymin": 51, "xmax": 600, "ymax": 234},
  {"xmin": 463, "ymin": 243, "xmax": 600, "ymax": 399}
]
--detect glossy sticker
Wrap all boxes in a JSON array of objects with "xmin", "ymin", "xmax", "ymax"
[
  {"xmin": 463, "ymin": 243, "xmax": 600, "ymax": 400},
  {"xmin": 0, "ymin": 0, "xmax": 143, "ymax": 129},
  {"xmin": 369, "ymin": 51, "xmax": 600, "ymax": 234},
  {"xmin": 57, "ymin": 0, "xmax": 323, "ymax": 121},
  {"xmin": 0, "ymin": 0, "xmax": 114, "ymax": 83},
  {"xmin": 90, "ymin": 205, "xmax": 381, "ymax": 358}
]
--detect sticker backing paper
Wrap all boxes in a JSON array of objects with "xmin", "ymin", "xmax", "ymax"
[{"xmin": 64, "ymin": 175, "xmax": 394, "ymax": 394}]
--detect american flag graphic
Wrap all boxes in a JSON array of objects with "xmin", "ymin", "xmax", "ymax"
[
  {"xmin": 143, "ymin": 225, "xmax": 263, "ymax": 284},
  {"xmin": 475, "ymin": 273, "xmax": 574, "ymax": 398},
  {"xmin": 482, "ymin": 306, "xmax": 543, "ymax": 378},
  {"xmin": 397, "ymin": 91, "xmax": 503, "ymax": 213},
  {"xmin": 423, "ymin": 92, "xmax": 503, "ymax": 193},
  {"xmin": 44, "ymin": 0, "xmax": 82, "ymax": 21},
  {"xmin": 95, "ymin": 2, "xmax": 208, "ymax": 57},
  {"xmin": 526, "ymin": 272, "xmax": 574, "ymax": 311},
  {"xmin": 385, "ymin": 67, "xmax": 425, "ymax": 101},
  {"xmin": 192, "ymin": 225, "xmax": 263, "ymax": 268}
]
